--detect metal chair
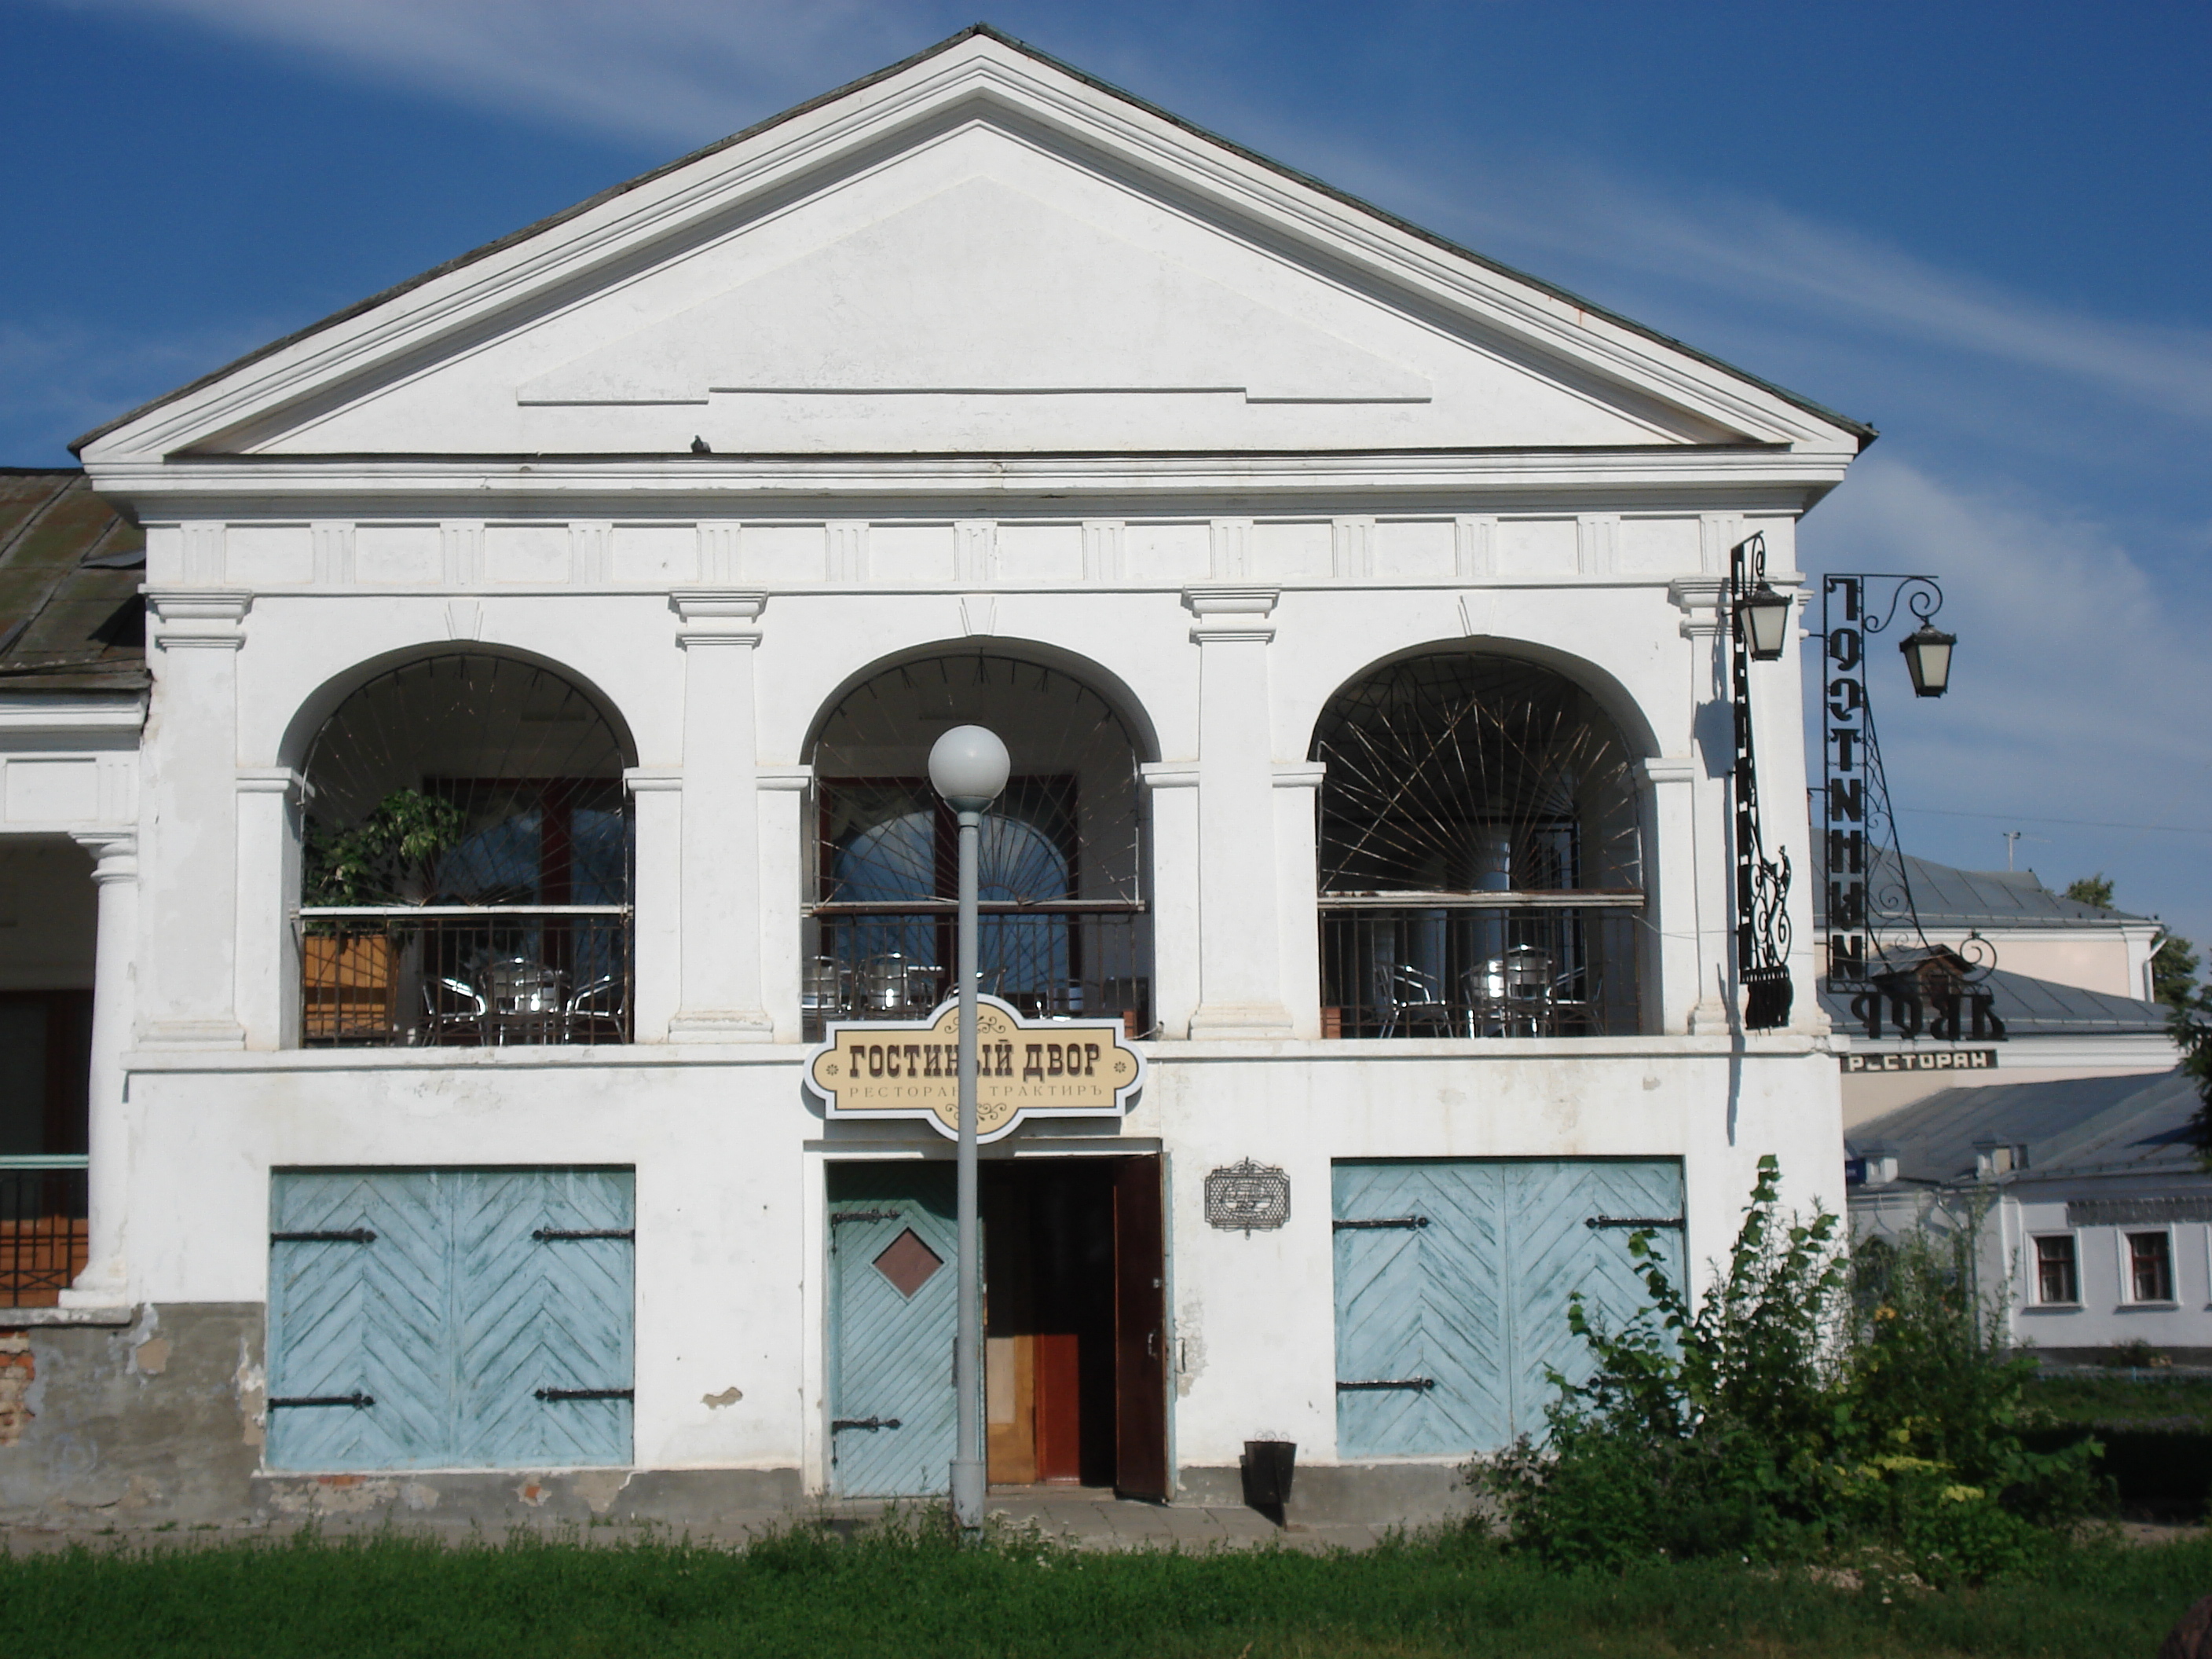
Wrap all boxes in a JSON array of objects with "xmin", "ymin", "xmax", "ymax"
[
  {"xmin": 802, "ymin": 956, "xmax": 850, "ymax": 1023},
  {"xmin": 563, "ymin": 974, "xmax": 626, "ymax": 1042},
  {"xmin": 1465, "ymin": 947, "xmax": 1555, "ymax": 1038},
  {"xmin": 485, "ymin": 956, "xmax": 567, "ymax": 1045},
  {"xmin": 1372, "ymin": 961, "xmax": 1455, "ymax": 1038},
  {"xmin": 421, "ymin": 975, "xmax": 487, "ymax": 1044},
  {"xmin": 854, "ymin": 954, "xmax": 942, "ymax": 1016}
]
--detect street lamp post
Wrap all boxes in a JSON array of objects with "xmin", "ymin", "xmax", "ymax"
[{"xmin": 928, "ymin": 723, "xmax": 1010, "ymax": 1536}]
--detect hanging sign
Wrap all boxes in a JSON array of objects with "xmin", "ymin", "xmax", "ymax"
[{"xmin": 803, "ymin": 994, "xmax": 1145, "ymax": 1143}]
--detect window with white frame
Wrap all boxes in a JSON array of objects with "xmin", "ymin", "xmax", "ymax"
[
  {"xmin": 2127, "ymin": 1230, "xmax": 2175, "ymax": 1303},
  {"xmin": 2033, "ymin": 1235, "xmax": 2078, "ymax": 1306}
]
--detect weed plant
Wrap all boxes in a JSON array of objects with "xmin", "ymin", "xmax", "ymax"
[
  {"xmin": 0, "ymin": 1513, "xmax": 2205, "ymax": 1658},
  {"xmin": 1479, "ymin": 1156, "xmax": 2101, "ymax": 1578}
]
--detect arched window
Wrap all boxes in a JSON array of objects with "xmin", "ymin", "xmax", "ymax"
[
  {"xmin": 297, "ymin": 654, "xmax": 632, "ymax": 1046},
  {"xmin": 1311, "ymin": 654, "xmax": 1643, "ymax": 1038},
  {"xmin": 806, "ymin": 654, "xmax": 1148, "ymax": 1038}
]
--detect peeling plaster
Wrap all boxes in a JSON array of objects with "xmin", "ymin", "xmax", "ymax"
[
  {"xmin": 702, "ymin": 1386, "xmax": 742, "ymax": 1408},
  {"xmin": 573, "ymin": 1469, "xmax": 632, "ymax": 1514}
]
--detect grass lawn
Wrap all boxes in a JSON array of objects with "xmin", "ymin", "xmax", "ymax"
[
  {"xmin": 0, "ymin": 1519, "xmax": 2205, "ymax": 1659},
  {"xmin": 2023, "ymin": 1371, "xmax": 2212, "ymax": 1426}
]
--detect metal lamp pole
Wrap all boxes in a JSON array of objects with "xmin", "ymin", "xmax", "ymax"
[{"xmin": 928, "ymin": 723, "xmax": 1009, "ymax": 1536}]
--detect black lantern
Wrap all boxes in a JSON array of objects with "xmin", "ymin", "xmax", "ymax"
[
  {"xmin": 1734, "ymin": 580, "xmax": 1793, "ymax": 661},
  {"xmin": 1899, "ymin": 622, "xmax": 1956, "ymax": 698}
]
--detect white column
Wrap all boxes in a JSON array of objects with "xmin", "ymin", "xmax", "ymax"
[
  {"xmin": 141, "ymin": 590, "xmax": 250, "ymax": 1049},
  {"xmin": 62, "ymin": 829, "xmax": 137, "ymax": 1306},
  {"xmin": 1183, "ymin": 586, "xmax": 1293, "ymax": 1039},
  {"xmin": 624, "ymin": 768, "xmax": 683, "ymax": 1042},
  {"xmin": 235, "ymin": 768, "xmax": 309, "ymax": 1050},
  {"xmin": 1669, "ymin": 577, "xmax": 1734, "ymax": 1033},
  {"xmin": 1273, "ymin": 763, "xmax": 1327, "ymax": 1038},
  {"xmin": 757, "ymin": 767, "xmax": 811, "ymax": 1042},
  {"xmin": 1138, "ymin": 763, "xmax": 1199, "ymax": 1039},
  {"xmin": 1639, "ymin": 759, "xmax": 1701, "ymax": 1036},
  {"xmin": 668, "ymin": 591, "xmax": 773, "ymax": 1042}
]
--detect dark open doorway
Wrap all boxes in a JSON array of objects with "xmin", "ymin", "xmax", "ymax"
[{"xmin": 982, "ymin": 1155, "xmax": 1166, "ymax": 1499}]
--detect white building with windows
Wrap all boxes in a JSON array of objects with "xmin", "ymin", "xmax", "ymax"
[{"xmin": 1, "ymin": 27, "xmax": 1866, "ymax": 1525}]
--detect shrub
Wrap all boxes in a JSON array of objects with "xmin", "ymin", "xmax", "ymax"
[{"xmin": 1478, "ymin": 1155, "xmax": 2100, "ymax": 1578}]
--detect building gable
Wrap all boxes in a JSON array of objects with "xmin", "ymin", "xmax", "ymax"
[{"xmin": 78, "ymin": 29, "xmax": 1865, "ymax": 466}]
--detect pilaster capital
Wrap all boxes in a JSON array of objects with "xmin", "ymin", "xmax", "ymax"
[
  {"xmin": 624, "ymin": 767, "xmax": 683, "ymax": 795},
  {"xmin": 68, "ymin": 827, "xmax": 137, "ymax": 879},
  {"xmin": 236, "ymin": 767, "xmax": 312, "ymax": 804},
  {"xmin": 1637, "ymin": 757, "xmax": 1699, "ymax": 788},
  {"xmin": 1138, "ymin": 761, "xmax": 1199, "ymax": 791},
  {"xmin": 672, "ymin": 588, "xmax": 767, "ymax": 648},
  {"xmin": 147, "ymin": 588, "xmax": 251, "ymax": 650},
  {"xmin": 1182, "ymin": 584, "xmax": 1279, "ymax": 643},
  {"xmin": 1667, "ymin": 576, "xmax": 1726, "ymax": 641},
  {"xmin": 1272, "ymin": 762, "xmax": 1328, "ymax": 791},
  {"xmin": 756, "ymin": 766, "xmax": 813, "ymax": 793}
]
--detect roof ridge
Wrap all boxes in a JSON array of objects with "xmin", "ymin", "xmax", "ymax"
[{"xmin": 71, "ymin": 24, "xmax": 1873, "ymax": 458}]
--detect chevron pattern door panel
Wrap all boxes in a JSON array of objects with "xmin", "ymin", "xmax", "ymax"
[
  {"xmin": 1332, "ymin": 1162, "xmax": 1507, "ymax": 1458},
  {"xmin": 827, "ymin": 1163, "xmax": 959, "ymax": 1497},
  {"xmin": 267, "ymin": 1168, "xmax": 634, "ymax": 1471},
  {"xmin": 456, "ymin": 1170, "xmax": 635, "ymax": 1467},
  {"xmin": 1332, "ymin": 1159, "xmax": 1681, "ymax": 1459},
  {"xmin": 1502, "ymin": 1159, "xmax": 1683, "ymax": 1441}
]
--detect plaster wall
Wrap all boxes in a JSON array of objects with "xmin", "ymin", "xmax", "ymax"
[{"xmin": 106, "ymin": 1039, "xmax": 1837, "ymax": 1489}]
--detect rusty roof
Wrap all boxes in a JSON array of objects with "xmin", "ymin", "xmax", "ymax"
[{"xmin": 0, "ymin": 469, "xmax": 147, "ymax": 694}]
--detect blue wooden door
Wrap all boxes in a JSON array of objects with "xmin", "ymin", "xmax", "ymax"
[
  {"xmin": 268, "ymin": 1168, "xmax": 633, "ymax": 1470},
  {"xmin": 1332, "ymin": 1159, "xmax": 1682, "ymax": 1458},
  {"xmin": 456, "ymin": 1170, "xmax": 635, "ymax": 1467},
  {"xmin": 827, "ymin": 1164, "xmax": 960, "ymax": 1497}
]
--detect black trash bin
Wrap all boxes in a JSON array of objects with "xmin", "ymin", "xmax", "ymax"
[{"xmin": 1240, "ymin": 1439, "xmax": 1297, "ymax": 1524}]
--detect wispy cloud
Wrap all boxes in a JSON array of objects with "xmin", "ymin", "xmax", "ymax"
[
  {"xmin": 0, "ymin": 318, "xmax": 267, "ymax": 463},
  {"xmin": 49, "ymin": 0, "xmax": 938, "ymax": 146}
]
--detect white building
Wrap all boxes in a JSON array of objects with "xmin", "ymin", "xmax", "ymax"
[
  {"xmin": 1, "ymin": 28, "xmax": 1866, "ymax": 1525},
  {"xmin": 1850, "ymin": 1070, "xmax": 2211, "ymax": 1366}
]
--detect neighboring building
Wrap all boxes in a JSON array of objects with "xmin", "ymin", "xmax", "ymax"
[
  {"xmin": 1850, "ymin": 1070, "xmax": 2212, "ymax": 1365},
  {"xmin": 2, "ymin": 29, "xmax": 1866, "ymax": 1525},
  {"xmin": 1822, "ymin": 851, "xmax": 2175, "ymax": 1126}
]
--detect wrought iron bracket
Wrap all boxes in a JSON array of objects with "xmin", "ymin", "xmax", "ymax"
[{"xmin": 1730, "ymin": 534, "xmax": 1794, "ymax": 1029}]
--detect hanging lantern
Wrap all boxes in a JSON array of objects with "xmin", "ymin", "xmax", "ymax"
[
  {"xmin": 1734, "ymin": 580, "xmax": 1793, "ymax": 661},
  {"xmin": 1898, "ymin": 622, "xmax": 1956, "ymax": 698}
]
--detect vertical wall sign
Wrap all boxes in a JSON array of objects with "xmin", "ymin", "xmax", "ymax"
[{"xmin": 1821, "ymin": 573, "xmax": 2001, "ymax": 1042}]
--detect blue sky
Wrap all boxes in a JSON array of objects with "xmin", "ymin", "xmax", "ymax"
[{"xmin": 8, "ymin": 1, "xmax": 2210, "ymax": 961}]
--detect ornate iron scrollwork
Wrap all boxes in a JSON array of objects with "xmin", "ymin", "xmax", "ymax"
[
  {"xmin": 1730, "ymin": 534, "xmax": 1794, "ymax": 1030},
  {"xmin": 1822, "ymin": 573, "xmax": 1997, "ymax": 1037}
]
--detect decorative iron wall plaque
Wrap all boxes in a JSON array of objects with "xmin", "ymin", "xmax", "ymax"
[
  {"xmin": 1205, "ymin": 1159, "xmax": 1291, "ymax": 1233},
  {"xmin": 803, "ymin": 994, "xmax": 1144, "ymax": 1143}
]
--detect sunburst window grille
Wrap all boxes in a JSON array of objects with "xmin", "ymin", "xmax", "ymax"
[
  {"xmin": 805, "ymin": 655, "xmax": 1148, "ymax": 1039},
  {"xmin": 1311, "ymin": 654, "xmax": 1644, "ymax": 1038},
  {"xmin": 295, "ymin": 654, "xmax": 633, "ymax": 1046}
]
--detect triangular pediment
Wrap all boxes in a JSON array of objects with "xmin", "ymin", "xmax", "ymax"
[{"xmin": 79, "ymin": 30, "xmax": 1866, "ymax": 463}]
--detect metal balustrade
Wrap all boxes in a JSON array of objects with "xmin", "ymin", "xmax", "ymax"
[
  {"xmin": 298, "ymin": 908, "xmax": 632, "ymax": 1046},
  {"xmin": 1, "ymin": 1158, "xmax": 88, "ymax": 1307},
  {"xmin": 1319, "ymin": 901, "xmax": 1641, "ymax": 1039},
  {"xmin": 803, "ymin": 906, "xmax": 1149, "ymax": 1042}
]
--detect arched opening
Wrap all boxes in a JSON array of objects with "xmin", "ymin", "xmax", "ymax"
[
  {"xmin": 804, "ymin": 653, "xmax": 1148, "ymax": 1039},
  {"xmin": 1310, "ymin": 652, "xmax": 1643, "ymax": 1038},
  {"xmin": 296, "ymin": 653, "xmax": 635, "ymax": 1046}
]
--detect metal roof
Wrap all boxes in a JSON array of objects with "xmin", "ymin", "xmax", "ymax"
[
  {"xmin": 0, "ymin": 469, "xmax": 147, "ymax": 694},
  {"xmin": 1814, "ymin": 848, "xmax": 2152, "ymax": 929},
  {"xmin": 68, "ymin": 24, "xmax": 1875, "ymax": 459},
  {"xmin": 1820, "ymin": 963, "xmax": 2170, "ymax": 1040},
  {"xmin": 1849, "ymin": 1069, "xmax": 2201, "ymax": 1186}
]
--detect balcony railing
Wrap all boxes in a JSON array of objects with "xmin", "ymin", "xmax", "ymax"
[
  {"xmin": 804, "ymin": 903, "xmax": 1149, "ymax": 1043},
  {"xmin": 1320, "ymin": 895, "xmax": 1643, "ymax": 1038},
  {"xmin": 2, "ymin": 1156, "xmax": 88, "ymax": 1308},
  {"xmin": 298, "ymin": 906, "xmax": 632, "ymax": 1046}
]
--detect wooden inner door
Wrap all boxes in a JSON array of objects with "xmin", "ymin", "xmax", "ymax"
[{"xmin": 982, "ymin": 1159, "xmax": 1121, "ymax": 1487}]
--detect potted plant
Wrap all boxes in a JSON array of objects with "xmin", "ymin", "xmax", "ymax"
[{"xmin": 302, "ymin": 790, "xmax": 466, "ymax": 1039}]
